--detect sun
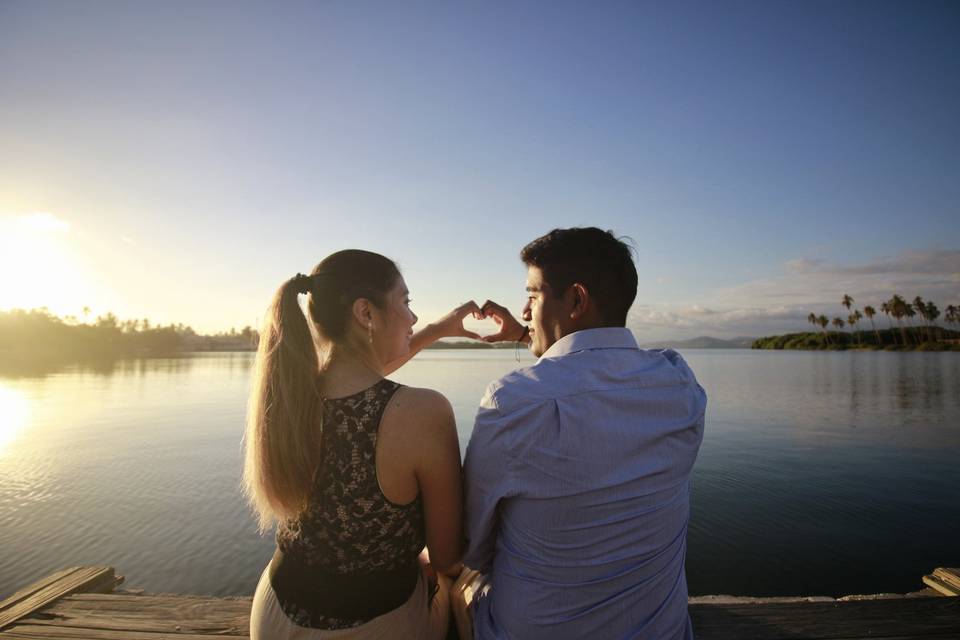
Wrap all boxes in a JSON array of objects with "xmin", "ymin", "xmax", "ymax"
[{"xmin": 0, "ymin": 213, "xmax": 94, "ymax": 316}]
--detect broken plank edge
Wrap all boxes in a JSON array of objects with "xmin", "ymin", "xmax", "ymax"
[{"xmin": 0, "ymin": 567, "xmax": 117, "ymax": 631}]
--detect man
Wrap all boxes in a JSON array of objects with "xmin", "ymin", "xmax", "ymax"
[{"xmin": 463, "ymin": 227, "xmax": 706, "ymax": 639}]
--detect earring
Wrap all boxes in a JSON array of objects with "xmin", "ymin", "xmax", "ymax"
[{"xmin": 368, "ymin": 322, "xmax": 374, "ymax": 345}]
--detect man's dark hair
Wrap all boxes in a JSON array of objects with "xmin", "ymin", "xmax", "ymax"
[{"xmin": 520, "ymin": 227, "xmax": 637, "ymax": 326}]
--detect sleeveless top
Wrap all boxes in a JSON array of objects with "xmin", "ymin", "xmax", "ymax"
[{"xmin": 270, "ymin": 378, "xmax": 426, "ymax": 629}]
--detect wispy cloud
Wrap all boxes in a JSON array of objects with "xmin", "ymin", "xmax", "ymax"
[{"xmin": 791, "ymin": 249, "xmax": 960, "ymax": 277}]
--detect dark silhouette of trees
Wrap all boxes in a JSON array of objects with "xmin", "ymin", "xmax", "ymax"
[
  {"xmin": 0, "ymin": 308, "xmax": 260, "ymax": 368},
  {"xmin": 761, "ymin": 293, "xmax": 959, "ymax": 350},
  {"xmin": 863, "ymin": 305, "xmax": 881, "ymax": 345},
  {"xmin": 818, "ymin": 315, "xmax": 830, "ymax": 345}
]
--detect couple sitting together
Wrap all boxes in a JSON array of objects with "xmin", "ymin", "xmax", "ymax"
[{"xmin": 244, "ymin": 227, "xmax": 707, "ymax": 640}]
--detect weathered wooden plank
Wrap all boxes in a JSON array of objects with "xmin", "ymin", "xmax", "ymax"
[
  {"xmin": 4, "ymin": 566, "xmax": 960, "ymax": 640},
  {"xmin": 20, "ymin": 616, "xmax": 247, "ymax": 635},
  {"xmin": 0, "ymin": 569, "xmax": 80, "ymax": 612},
  {"xmin": 0, "ymin": 568, "xmax": 118, "ymax": 631},
  {"xmin": 689, "ymin": 596, "xmax": 960, "ymax": 640},
  {"xmin": 2, "ymin": 626, "xmax": 248, "ymax": 640},
  {"xmin": 19, "ymin": 596, "xmax": 249, "ymax": 635},
  {"xmin": 47, "ymin": 593, "xmax": 252, "ymax": 619},
  {"xmin": 933, "ymin": 567, "xmax": 960, "ymax": 593},
  {"xmin": 924, "ymin": 573, "xmax": 960, "ymax": 597}
]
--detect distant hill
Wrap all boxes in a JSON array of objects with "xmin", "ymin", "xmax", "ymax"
[{"xmin": 639, "ymin": 336, "xmax": 756, "ymax": 350}]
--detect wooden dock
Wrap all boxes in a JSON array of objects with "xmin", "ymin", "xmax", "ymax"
[{"xmin": 1, "ymin": 566, "xmax": 958, "ymax": 639}]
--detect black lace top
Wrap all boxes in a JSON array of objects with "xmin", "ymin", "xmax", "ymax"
[{"xmin": 271, "ymin": 378, "xmax": 426, "ymax": 629}]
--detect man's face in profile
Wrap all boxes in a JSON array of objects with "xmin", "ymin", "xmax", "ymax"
[{"xmin": 522, "ymin": 266, "xmax": 569, "ymax": 357}]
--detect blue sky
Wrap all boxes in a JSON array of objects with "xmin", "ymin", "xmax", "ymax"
[{"xmin": 1, "ymin": 1, "xmax": 958, "ymax": 341}]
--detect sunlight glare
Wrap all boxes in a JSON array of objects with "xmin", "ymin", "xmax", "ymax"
[
  {"xmin": 0, "ymin": 213, "xmax": 94, "ymax": 315},
  {"xmin": 0, "ymin": 385, "xmax": 30, "ymax": 454}
]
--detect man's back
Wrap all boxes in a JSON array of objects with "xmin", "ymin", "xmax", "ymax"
[{"xmin": 464, "ymin": 328, "xmax": 706, "ymax": 639}]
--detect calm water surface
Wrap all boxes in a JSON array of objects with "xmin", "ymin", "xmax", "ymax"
[{"xmin": 1, "ymin": 349, "xmax": 958, "ymax": 599}]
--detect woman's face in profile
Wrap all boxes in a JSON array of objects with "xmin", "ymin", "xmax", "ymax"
[{"xmin": 376, "ymin": 276, "xmax": 418, "ymax": 363}]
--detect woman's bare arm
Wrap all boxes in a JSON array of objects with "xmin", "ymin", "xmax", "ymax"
[
  {"xmin": 405, "ymin": 390, "xmax": 464, "ymax": 573},
  {"xmin": 382, "ymin": 301, "xmax": 483, "ymax": 375}
]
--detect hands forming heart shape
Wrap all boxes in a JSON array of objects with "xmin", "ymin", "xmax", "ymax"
[{"xmin": 436, "ymin": 300, "xmax": 526, "ymax": 344}]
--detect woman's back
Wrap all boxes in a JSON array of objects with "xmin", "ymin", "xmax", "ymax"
[
  {"xmin": 272, "ymin": 378, "xmax": 427, "ymax": 629},
  {"xmin": 278, "ymin": 378, "xmax": 424, "ymax": 573}
]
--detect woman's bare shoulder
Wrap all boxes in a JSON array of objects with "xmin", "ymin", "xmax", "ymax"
[{"xmin": 388, "ymin": 386, "xmax": 454, "ymax": 429}]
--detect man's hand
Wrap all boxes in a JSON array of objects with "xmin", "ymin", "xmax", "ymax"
[
  {"xmin": 430, "ymin": 301, "xmax": 483, "ymax": 340},
  {"xmin": 479, "ymin": 300, "xmax": 526, "ymax": 343}
]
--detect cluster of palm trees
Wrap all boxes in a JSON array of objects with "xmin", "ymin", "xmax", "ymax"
[{"xmin": 806, "ymin": 295, "xmax": 960, "ymax": 347}]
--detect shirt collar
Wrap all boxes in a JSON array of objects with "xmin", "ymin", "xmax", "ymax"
[{"xmin": 539, "ymin": 327, "xmax": 639, "ymax": 360}]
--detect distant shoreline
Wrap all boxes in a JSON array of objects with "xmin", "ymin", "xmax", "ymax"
[{"xmin": 752, "ymin": 328, "xmax": 960, "ymax": 351}]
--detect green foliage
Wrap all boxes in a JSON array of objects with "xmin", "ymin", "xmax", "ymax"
[
  {"xmin": 0, "ymin": 308, "xmax": 259, "ymax": 369},
  {"xmin": 753, "ymin": 326, "xmax": 960, "ymax": 350},
  {"xmin": 753, "ymin": 293, "xmax": 960, "ymax": 351}
]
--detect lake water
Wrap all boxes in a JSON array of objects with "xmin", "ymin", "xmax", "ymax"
[{"xmin": 1, "ymin": 349, "xmax": 958, "ymax": 600}]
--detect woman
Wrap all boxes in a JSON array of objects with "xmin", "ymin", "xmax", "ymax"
[{"xmin": 244, "ymin": 249, "xmax": 479, "ymax": 639}]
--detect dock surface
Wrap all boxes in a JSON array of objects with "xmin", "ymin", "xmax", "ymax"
[{"xmin": 2, "ymin": 566, "xmax": 958, "ymax": 639}]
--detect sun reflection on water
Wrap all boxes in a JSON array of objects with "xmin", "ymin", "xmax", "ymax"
[{"xmin": 0, "ymin": 385, "xmax": 30, "ymax": 454}]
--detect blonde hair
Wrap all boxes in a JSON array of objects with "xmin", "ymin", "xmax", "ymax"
[
  {"xmin": 243, "ymin": 279, "xmax": 321, "ymax": 532},
  {"xmin": 243, "ymin": 251, "xmax": 400, "ymax": 532}
]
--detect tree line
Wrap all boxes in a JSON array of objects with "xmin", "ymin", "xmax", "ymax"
[
  {"xmin": 0, "ymin": 307, "xmax": 259, "ymax": 362},
  {"xmin": 754, "ymin": 295, "xmax": 959, "ymax": 350}
]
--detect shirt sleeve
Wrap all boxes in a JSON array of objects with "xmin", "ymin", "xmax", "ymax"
[{"xmin": 462, "ymin": 384, "xmax": 515, "ymax": 573}]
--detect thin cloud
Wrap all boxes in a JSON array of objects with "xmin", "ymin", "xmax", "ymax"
[
  {"xmin": 791, "ymin": 249, "xmax": 960, "ymax": 276},
  {"xmin": 629, "ymin": 248, "xmax": 959, "ymax": 340},
  {"xmin": 785, "ymin": 258, "xmax": 825, "ymax": 274},
  {"xmin": 718, "ymin": 248, "xmax": 960, "ymax": 308}
]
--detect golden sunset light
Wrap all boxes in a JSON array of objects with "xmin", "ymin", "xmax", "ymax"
[
  {"xmin": 0, "ymin": 213, "xmax": 99, "ymax": 317},
  {"xmin": 1, "ymin": 3, "xmax": 959, "ymax": 634},
  {"xmin": 0, "ymin": 384, "xmax": 30, "ymax": 454}
]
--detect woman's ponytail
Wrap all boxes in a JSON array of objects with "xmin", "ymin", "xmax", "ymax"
[
  {"xmin": 242, "ymin": 251, "xmax": 400, "ymax": 533},
  {"xmin": 243, "ymin": 276, "xmax": 321, "ymax": 532}
]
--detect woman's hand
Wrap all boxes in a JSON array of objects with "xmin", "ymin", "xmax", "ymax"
[
  {"xmin": 382, "ymin": 301, "xmax": 483, "ymax": 375},
  {"xmin": 429, "ymin": 301, "xmax": 483, "ymax": 341}
]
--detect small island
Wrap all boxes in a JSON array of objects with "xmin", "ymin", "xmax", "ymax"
[{"xmin": 752, "ymin": 294, "xmax": 960, "ymax": 351}]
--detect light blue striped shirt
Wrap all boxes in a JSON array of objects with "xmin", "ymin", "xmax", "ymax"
[{"xmin": 463, "ymin": 328, "xmax": 706, "ymax": 640}]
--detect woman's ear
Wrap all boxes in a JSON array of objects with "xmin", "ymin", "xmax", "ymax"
[{"xmin": 351, "ymin": 298, "xmax": 373, "ymax": 329}]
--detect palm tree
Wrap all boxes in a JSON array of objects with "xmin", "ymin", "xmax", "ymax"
[
  {"xmin": 807, "ymin": 312, "xmax": 820, "ymax": 344},
  {"xmin": 850, "ymin": 309, "xmax": 863, "ymax": 346},
  {"xmin": 913, "ymin": 296, "xmax": 930, "ymax": 342},
  {"xmin": 904, "ymin": 304, "xmax": 917, "ymax": 344},
  {"xmin": 880, "ymin": 301, "xmax": 893, "ymax": 331},
  {"xmin": 946, "ymin": 304, "xmax": 959, "ymax": 331},
  {"xmin": 818, "ymin": 315, "xmax": 830, "ymax": 346},
  {"xmin": 945, "ymin": 305, "xmax": 959, "ymax": 343},
  {"xmin": 890, "ymin": 295, "xmax": 909, "ymax": 346},
  {"xmin": 842, "ymin": 294, "xmax": 854, "ymax": 313},
  {"xmin": 832, "ymin": 316, "xmax": 845, "ymax": 346},
  {"xmin": 863, "ymin": 305, "xmax": 881, "ymax": 345},
  {"xmin": 926, "ymin": 302, "xmax": 941, "ymax": 342}
]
